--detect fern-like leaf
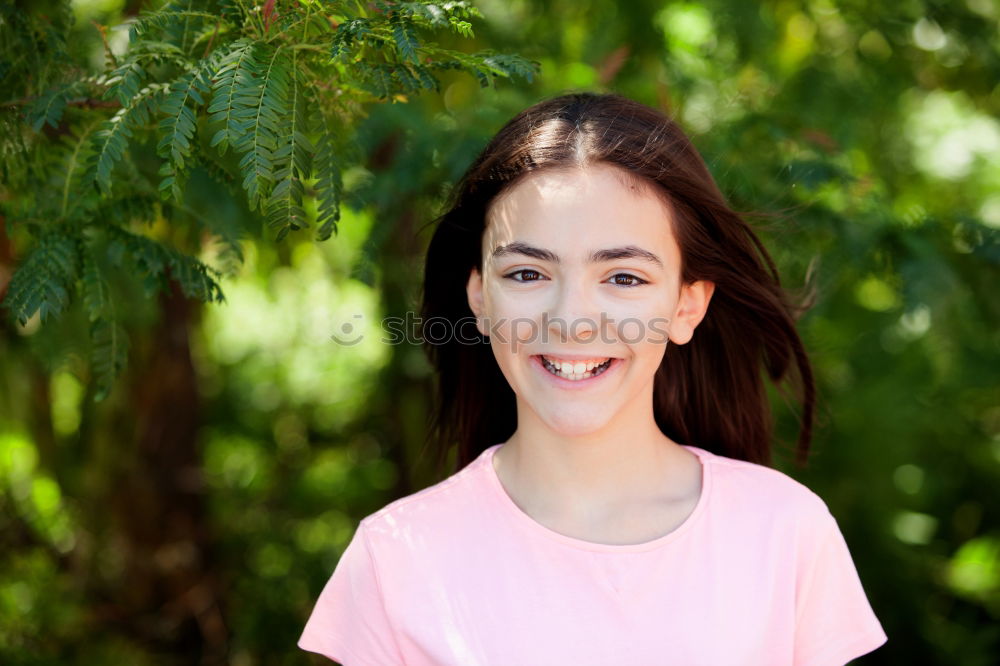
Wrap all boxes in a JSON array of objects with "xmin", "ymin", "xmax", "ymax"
[
  {"xmin": 91, "ymin": 191, "xmax": 159, "ymax": 227},
  {"xmin": 90, "ymin": 108, "xmax": 135, "ymax": 193},
  {"xmin": 330, "ymin": 18, "xmax": 380, "ymax": 60},
  {"xmin": 166, "ymin": 247, "xmax": 227, "ymax": 303},
  {"xmin": 355, "ymin": 62, "xmax": 397, "ymax": 99},
  {"xmin": 477, "ymin": 52, "xmax": 539, "ymax": 83},
  {"xmin": 312, "ymin": 112, "xmax": 346, "ymax": 241},
  {"xmin": 232, "ymin": 46, "xmax": 289, "ymax": 210},
  {"xmin": 87, "ymin": 83, "xmax": 168, "ymax": 195},
  {"xmin": 90, "ymin": 317, "xmax": 129, "ymax": 401},
  {"xmin": 107, "ymin": 226, "xmax": 226, "ymax": 304},
  {"xmin": 128, "ymin": 9, "xmax": 220, "ymax": 43},
  {"xmin": 422, "ymin": 48, "xmax": 539, "ymax": 87},
  {"xmin": 390, "ymin": 10, "xmax": 420, "ymax": 63},
  {"xmin": 157, "ymin": 67, "xmax": 212, "ymax": 200},
  {"xmin": 104, "ymin": 60, "xmax": 145, "ymax": 106},
  {"xmin": 81, "ymin": 251, "xmax": 110, "ymax": 322},
  {"xmin": 399, "ymin": 2, "xmax": 482, "ymax": 36},
  {"xmin": 25, "ymin": 81, "xmax": 80, "ymax": 131},
  {"xmin": 207, "ymin": 39, "xmax": 257, "ymax": 155},
  {"xmin": 104, "ymin": 41, "xmax": 187, "ymax": 105},
  {"xmin": 2, "ymin": 232, "xmax": 80, "ymax": 326},
  {"xmin": 266, "ymin": 50, "xmax": 311, "ymax": 239},
  {"xmin": 60, "ymin": 122, "xmax": 98, "ymax": 218}
]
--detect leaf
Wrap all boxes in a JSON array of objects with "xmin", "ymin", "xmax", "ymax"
[
  {"xmin": 25, "ymin": 82, "xmax": 78, "ymax": 131},
  {"xmin": 390, "ymin": 10, "xmax": 420, "ymax": 63},
  {"xmin": 330, "ymin": 18, "xmax": 375, "ymax": 60},
  {"xmin": 107, "ymin": 226, "xmax": 226, "ymax": 304},
  {"xmin": 89, "ymin": 317, "xmax": 129, "ymax": 402},
  {"xmin": 473, "ymin": 51, "xmax": 540, "ymax": 85},
  {"xmin": 90, "ymin": 191, "xmax": 159, "ymax": 227},
  {"xmin": 399, "ymin": 2, "xmax": 482, "ymax": 35},
  {"xmin": 231, "ymin": 46, "xmax": 289, "ymax": 210},
  {"xmin": 59, "ymin": 122, "xmax": 98, "ymax": 218},
  {"xmin": 422, "ymin": 48, "xmax": 540, "ymax": 87},
  {"xmin": 448, "ymin": 16, "xmax": 474, "ymax": 38},
  {"xmin": 128, "ymin": 8, "xmax": 221, "ymax": 43},
  {"xmin": 87, "ymin": 82, "xmax": 169, "ymax": 195},
  {"xmin": 2, "ymin": 232, "xmax": 80, "ymax": 326},
  {"xmin": 312, "ymin": 112, "xmax": 346, "ymax": 241},
  {"xmin": 207, "ymin": 39, "xmax": 258, "ymax": 155},
  {"xmin": 104, "ymin": 60, "xmax": 145, "ymax": 106},
  {"xmin": 81, "ymin": 251, "xmax": 110, "ymax": 322},
  {"xmin": 156, "ymin": 66, "xmax": 213, "ymax": 200},
  {"xmin": 266, "ymin": 50, "xmax": 311, "ymax": 238}
]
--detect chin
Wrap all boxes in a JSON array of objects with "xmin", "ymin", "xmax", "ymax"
[{"xmin": 538, "ymin": 408, "xmax": 613, "ymax": 437}]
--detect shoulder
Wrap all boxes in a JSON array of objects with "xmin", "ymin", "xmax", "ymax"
[
  {"xmin": 357, "ymin": 449, "xmax": 491, "ymax": 541},
  {"xmin": 695, "ymin": 446, "xmax": 833, "ymax": 525}
]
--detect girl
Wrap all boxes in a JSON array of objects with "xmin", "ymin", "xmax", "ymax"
[{"xmin": 299, "ymin": 92, "xmax": 888, "ymax": 665}]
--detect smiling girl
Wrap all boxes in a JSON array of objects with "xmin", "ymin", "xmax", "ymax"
[{"xmin": 299, "ymin": 93, "xmax": 888, "ymax": 665}]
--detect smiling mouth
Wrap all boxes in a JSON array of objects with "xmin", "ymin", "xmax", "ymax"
[{"xmin": 538, "ymin": 355, "xmax": 614, "ymax": 381}]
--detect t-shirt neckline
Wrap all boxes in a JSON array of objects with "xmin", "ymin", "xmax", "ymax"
[{"xmin": 479, "ymin": 442, "xmax": 713, "ymax": 553}]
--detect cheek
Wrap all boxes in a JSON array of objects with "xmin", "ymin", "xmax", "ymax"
[
  {"xmin": 485, "ymin": 287, "xmax": 545, "ymax": 339},
  {"xmin": 599, "ymin": 296, "xmax": 675, "ymax": 345},
  {"xmin": 488, "ymin": 337, "xmax": 532, "ymax": 393}
]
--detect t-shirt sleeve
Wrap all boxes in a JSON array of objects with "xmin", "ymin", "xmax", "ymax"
[
  {"xmin": 793, "ymin": 509, "xmax": 888, "ymax": 666},
  {"xmin": 298, "ymin": 521, "xmax": 406, "ymax": 665}
]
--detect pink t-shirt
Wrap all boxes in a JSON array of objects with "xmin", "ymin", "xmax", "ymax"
[{"xmin": 299, "ymin": 444, "xmax": 887, "ymax": 665}]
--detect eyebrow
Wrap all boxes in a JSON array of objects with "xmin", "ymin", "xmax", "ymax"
[{"xmin": 491, "ymin": 241, "xmax": 663, "ymax": 267}]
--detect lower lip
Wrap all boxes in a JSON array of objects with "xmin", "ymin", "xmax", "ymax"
[{"xmin": 530, "ymin": 356, "xmax": 622, "ymax": 390}]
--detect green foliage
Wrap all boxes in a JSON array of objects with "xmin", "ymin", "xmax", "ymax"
[
  {"xmin": 0, "ymin": 1, "xmax": 74, "ymax": 98},
  {"xmin": 4, "ymin": 232, "xmax": 80, "ymax": 327},
  {"xmin": 25, "ymin": 82, "xmax": 79, "ymax": 132},
  {"xmin": 312, "ymin": 113, "xmax": 349, "ymax": 241},
  {"xmin": 0, "ymin": 0, "xmax": 537, "ymax": 401},
  {"xmin": 89, "ymin": 83, "xmax": 169, "ymax": 194},
  {"xmin": 88, "ymin": 319, "xmax": 130, "ymax": 403},
  {"xmin": 265, "ymin": 50, "xmax": 312, "ymax": 238},
  {"xmin": 0, "ymin": 1, "xmax": 997, "ymax": 664}
]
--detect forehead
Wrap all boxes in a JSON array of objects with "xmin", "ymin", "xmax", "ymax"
[{"xmin": 483, "ymin": 163, "xmax": 677, "ymax": 259}]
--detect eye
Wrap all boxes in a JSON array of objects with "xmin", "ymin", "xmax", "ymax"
[
  {"xmin": 504, "ymin": 269, "xmax": 546, "ymax": 283},
  {"xmin": 607, "ymin": 273, "xmax": 648, "ymax": 287}
]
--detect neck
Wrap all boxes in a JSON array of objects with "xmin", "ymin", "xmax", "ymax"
[{"xmin": 498, "ymin": 378, "xmax": 692, "ymax": 518}]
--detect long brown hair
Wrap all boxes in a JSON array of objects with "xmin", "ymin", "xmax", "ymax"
[{"xmin": 419, "ymin": 92, "xmax": 815, "ymax": 473}]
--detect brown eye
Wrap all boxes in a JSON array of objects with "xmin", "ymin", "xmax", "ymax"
[
  {"xmin": 505, "ymin": 269, "xmax": 543, "ymax": 282},
  {"xmin": 608, "ymin": 273, "xmax": 647, "ymax": 287}
]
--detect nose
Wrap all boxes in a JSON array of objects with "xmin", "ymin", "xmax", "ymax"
[{"xmin": 545, "ymin": 277, "xmax": 599, "ymax": 343}]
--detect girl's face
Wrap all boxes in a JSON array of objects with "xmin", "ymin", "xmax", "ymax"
[{"xmin": 466, "ymin": 162, "xmax": 714, "ymax": 437}]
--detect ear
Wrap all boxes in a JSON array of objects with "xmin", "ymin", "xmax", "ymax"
[
  {"xmin": 466, "ymin": 267, "xmax": 488, "ymax": 336},
  {"xmin": 669, "ymin": 280, "xmax": 715, "ymax": 345}
]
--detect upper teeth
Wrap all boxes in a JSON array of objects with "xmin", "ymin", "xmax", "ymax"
[{"xmin": 543, "ymin": 356, "xmax": 610, "ymax": 374}]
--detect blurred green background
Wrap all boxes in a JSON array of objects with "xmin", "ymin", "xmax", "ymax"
[{"xmin": 1, "ymin": 0, "xmax": 999, "ymax": 664}]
